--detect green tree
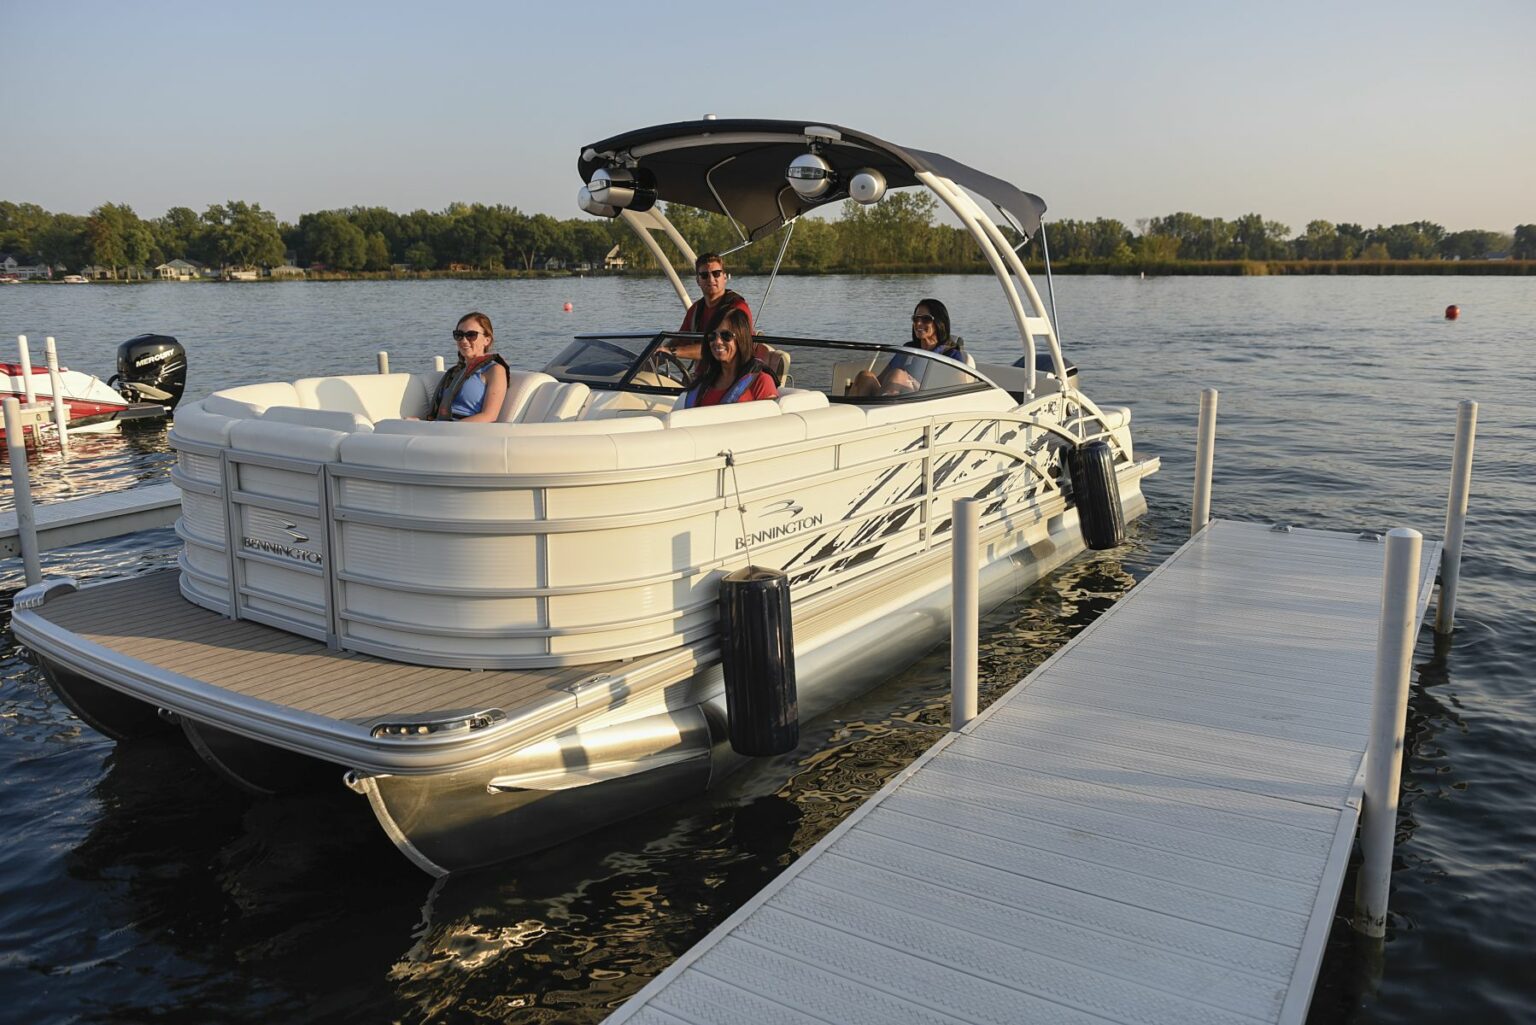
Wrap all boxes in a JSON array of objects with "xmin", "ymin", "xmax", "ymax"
[
  {"xmin": 404, "ymin": 241, "xmax": 436, "ymax": 270},
  {"xmin": 1437, "ymin": 230, "xmax": 1501, "ymax": 260},
  {"xmin": 203, "ymin": 201, "xmax": 285, "ymax": 269},
  {"xmin": 85, "ymin": 203, "xmax": 154, "ymax": 278},
  {"xmin": 35, "ymin": 213, "xmax": 89, "ymax": 271},
  {"xmin": 364, "ymin": 231, "xmax": 392, "ymax": 271},
  {"xmin": 299, "ymin": 211, "xmax": 367, "ymax": 269},
  {"xmin": 1513, "ymin": 224, "xmax": 1536, "ymax": 260},
  {"xmin": 153, "ymin": 206, "xmax": 206, "ymax": 264},
  {"xmin": 0, "ymin": 201, "xmax": 54, "ymax": 257}
]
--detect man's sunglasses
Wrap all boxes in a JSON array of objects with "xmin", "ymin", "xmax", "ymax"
[
  {"xmin": 707, "ymin": 330, "xmax": 737, "ymax": 342},
  {"xmin": 452, "ymin": 329, "xmax": 484, "ymax": 341},
  {"xmin": 696, "ymin": 269, "xmax": 726, "ymax": 279}
]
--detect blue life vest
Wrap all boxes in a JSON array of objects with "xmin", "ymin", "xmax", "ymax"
[{"xmin": 680, "ymin": 365, "xmax": 763, "ymax": 409}]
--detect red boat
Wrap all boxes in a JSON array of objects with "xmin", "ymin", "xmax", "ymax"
[{"xmin": 1, "ymin": 334, "xmax": 187, "ymax": 440}]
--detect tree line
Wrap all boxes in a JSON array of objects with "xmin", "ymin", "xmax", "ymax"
[{"xmin": 2, "ymin": 196, "xmax": 1532, "ymax": 278}]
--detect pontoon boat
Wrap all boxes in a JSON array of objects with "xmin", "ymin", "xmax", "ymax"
[{"xmin": 13, "ymin": 119, "xmax": 1159, "ymax": 875}]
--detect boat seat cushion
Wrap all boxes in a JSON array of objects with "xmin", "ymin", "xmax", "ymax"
[
  {"xmin": 662, "ymin": 399, "xmax": 782, "ymax": 430},
  {"xmin": 206, "ymin": 381, "xmax": 301, "ymax": 414},
  {"xmin": 229, "ymin": 418, "xmax": 349, "ymax": 461},
  {"xmin": 1100, "ymin": 405, "xmax": 1131, "ymax": 432},
  {"xmin": 518, "ymin": 381, "xmax": 590, "ymax": 423},
  {"xmin": 260, "ymin": 405, "xmax": 374, "ymax": 433},
  {"xmin": 776, "ymin": 388, "xmax": 828, "ymax": 414},
  {"xmin": 171, "ymin": 400, "xmax": 241, "ymax": 445},
  {"xmin": 497, "ymin": 371, "xmax": 558, "ymax": 422},
  {"xmin": 861, "ymin": 388, "xmax": 1014, "ymax": 426},
  {"xmin": 793, "ymin": 403, "xmax": 868, "ymax": 439},
  {"xmin": 293, "ymin": 373, "xmax": 429, "ymax": 422},
  {"xmin": 373, "ymin": 416, "xmax": 661, "ymax": 437}
]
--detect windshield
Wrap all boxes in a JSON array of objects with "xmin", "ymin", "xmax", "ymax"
[{"xmin": 543, "ymin": 333, "xmax": 992, "ymax": 403}]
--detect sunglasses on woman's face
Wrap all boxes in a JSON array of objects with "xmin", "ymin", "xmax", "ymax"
[
  {"xmin": 707, "ymin": 330, "xmax": 736, "ymax": 342},
  {"xmin": 452, "ymin": 329, "xmax": 483, "ymax": 341},
  {"xmin": 912, "ymin": 314, "xmax": 935, "ymax": 325}
]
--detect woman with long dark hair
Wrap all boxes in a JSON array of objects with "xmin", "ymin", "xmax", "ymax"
[
  {"xmin": 850, "ymin": 298, "xmax": 965, "ymax": 396},
  {"xmin": 677, "ymin": 307, "xmax": 779, "ymax": 408}
]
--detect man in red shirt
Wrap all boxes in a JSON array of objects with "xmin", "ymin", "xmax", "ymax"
[{"xmin": 668, "ymin": 253, "xmax": 751, "ymax": 360}]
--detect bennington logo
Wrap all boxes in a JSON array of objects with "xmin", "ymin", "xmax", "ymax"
[
  {"xmin": 736, "ymin": 513, "xmax": 824, "ymax": 550},
  {"xmin": 242, "ymin": 537, "xmax": 323, "ymax": 565}
]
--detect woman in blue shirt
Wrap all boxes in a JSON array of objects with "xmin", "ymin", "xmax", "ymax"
[{"xmin": 429, "ymin": 312, "xmax": 510, "ymax": 421}]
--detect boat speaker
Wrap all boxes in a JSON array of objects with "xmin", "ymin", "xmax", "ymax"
[
  {"xmin": 718, "ymin": 566, "xmax": 798, "ymax": 756},
  {"xmin": 1067, "ymin": 440, "xmax": 1125, "ymax": 550}
]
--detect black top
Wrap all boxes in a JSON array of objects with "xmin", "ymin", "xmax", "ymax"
[{"xmin": 579, "ymin": 119, "xmax": 1046, "ymax": 244}]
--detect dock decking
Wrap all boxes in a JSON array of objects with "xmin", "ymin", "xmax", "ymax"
[
  {"xmin": 1, "ymin": 481, "xmax": 180, "ymax": 559},
  {"xmin": 606, "ymin": 518, "xmax": 1442, "ymax": 1025}
]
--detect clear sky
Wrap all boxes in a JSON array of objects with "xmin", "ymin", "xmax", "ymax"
[{"xmin": 4, "ymin": 0, "xmax": 1531, "ymax": 234}]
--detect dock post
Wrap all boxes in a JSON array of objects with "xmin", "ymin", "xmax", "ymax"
[
  {"xmin": 1192, "ymin": 388, "xmax": 1218, "ymax": 535},
  {"xmin": 1353, "ymin": 526, "xmax": 1422, "ymax": 939},
  {"xmin": 17, "ymin": 335, "xmax": 37, "ymax": 405},
  {"xmin": 376, "ymin": 351, "xmax": 390, "ymax": 374},
  {"xmin": 951, "ymin": 498, "xmax": 979, "ymax": 731},
  {"xmin": 433, "ymin": 355, "xmax": 446, "ymax": 373},
  {"xmin": 43, "ymin": 337, "xmax": 70, "ymax": 459},
  {"xmin": 3, "ymin": 398, "xmax": 43, "ymax": 585},
  {"xmin": 1434, "ymin": 400, "xmax": 1477, "ymax": 635}
]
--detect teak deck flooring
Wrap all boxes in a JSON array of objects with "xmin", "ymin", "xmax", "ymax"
[
  {"xmin": 41, "ymin": 572, "xmax": 616, "ymax": 723},
  {"xmin": 606, "ymin": 519, "xmax": 1442, "ymax": 1025}
]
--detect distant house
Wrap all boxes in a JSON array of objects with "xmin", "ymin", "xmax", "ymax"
[
  {"xmin": 603, "ymin": 245, "xmax": 625, "ymax": 271},
  {"xmin": 269, "ymin": 264, "xmax": 306, "ymax": 279},
  {"xmin": 155, "ymin": 258, "xmax": 204, "ymax": 281},
  {"xmin": 447, "ymin": 262, "xmax": 473, "ymax": 272},
  {"xmin": 225, "ymin": 268, "xmax": 259, "ymax": 281},
  {"xmin": 0, "ymin": 254, "xmax": 50, "ymax": 280},
  {"xmin": 539, "ymin": 257, "xmax": 566, "ymax": 271}
]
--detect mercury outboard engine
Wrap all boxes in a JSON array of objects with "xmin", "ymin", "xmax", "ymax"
[{"xmin": 110, "ymin": 334, "xmax": 188, "ymax": 410}]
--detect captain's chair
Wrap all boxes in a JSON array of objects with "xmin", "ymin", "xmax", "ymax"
[{"xmin": 757, "ymin": 343, "xmax": 791, "ymax": 387}]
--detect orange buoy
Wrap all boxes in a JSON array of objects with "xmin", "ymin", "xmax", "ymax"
[
  {"xmin": 563, "ymin": 302, "xmax": 573, "ymax": 312},
  {"xmin": 1445, "ymin": 304, "xmax": 1460, "ymax": 320}
]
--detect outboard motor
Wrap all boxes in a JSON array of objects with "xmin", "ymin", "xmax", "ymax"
[{"xmin": 110, "ymin": 334, "xmax": 187, "ymax": 410}]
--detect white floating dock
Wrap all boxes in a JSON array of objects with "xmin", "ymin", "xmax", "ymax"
[
  {"xmin": 606, "ymin": 518, "xmax": 1442, "ymax": 1025},
  {"xmin": 0, "ymin": 481, "xmax": 180, "ymax": 559}
]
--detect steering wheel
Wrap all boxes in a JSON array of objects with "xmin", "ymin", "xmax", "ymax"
[{"xmin": 650, "ymin": 348, "xmax": 694, "ymax": 388}]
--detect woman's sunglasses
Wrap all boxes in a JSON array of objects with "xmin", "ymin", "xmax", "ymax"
[
  {"xmin": 707, "ymin": 330, "xmax": 736, "ymax": 342},
  {"xmin": 452, "ymin": 329, "xmax": 484, "ymax": 341},
  {"xmin": 912, "ymin": 314, "xmax": 935, "ymax": 325}
]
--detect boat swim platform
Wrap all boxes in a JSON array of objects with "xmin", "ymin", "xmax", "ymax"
[
  {"xmin": 605, "ymin": 518, "xmax": 1443, "ymax": 1025},
  {"xmin": 1, "ymin": 481, "xmax": 180, "ymax": 561}
]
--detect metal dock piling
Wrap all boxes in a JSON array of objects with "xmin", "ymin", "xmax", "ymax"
[{"xmin": 606, "ymin": 519, "xmax": 1442, "ymax": 1025}]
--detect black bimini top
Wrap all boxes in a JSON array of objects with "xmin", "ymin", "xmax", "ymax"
[{"xmin": 578, "ymin": 118, "xmax": 1047, "ymax": 244}]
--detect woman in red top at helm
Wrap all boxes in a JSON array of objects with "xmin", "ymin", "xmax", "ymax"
[{"xmin": 677, "ymin": 308, "xmax": 779, "ymax": 408}]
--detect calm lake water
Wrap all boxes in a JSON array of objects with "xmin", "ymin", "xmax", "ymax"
[{"xmin": 2, "ymin": 275, "xmax": 1532, "ymax": 1024}]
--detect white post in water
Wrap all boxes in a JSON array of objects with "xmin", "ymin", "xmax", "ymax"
[
  {"xmin": 1354, "ymin": 526, "xmax": 1423, "ymax": 939},
  {"xmin": 433, "ymin": 355, "xmax": 445, "ymax": 372},
  {"xmin": 43, "ymin": 337, "xmax": 69, "ymax": 458},
  {"xmin": 951, "ymin": 498, "xmax": 980, "ymax": 731},
  {"xmin": 17, "ymin": 335, "xmax": 37, "ymax": 405},
  {"xmin": 376, "ymin": 350, "xmax": 390, "ymax": 374},
  {"xmin": 1435, "ymin": 400, "xmax": 1477, "ymax": 635},
  {"xmin": 1192, "ymin": 388, "xmax": 1218, "ymax": 536},
  {"xmin": 3, "ymin": 398, "xmax": 43, "ymax": 585}
]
